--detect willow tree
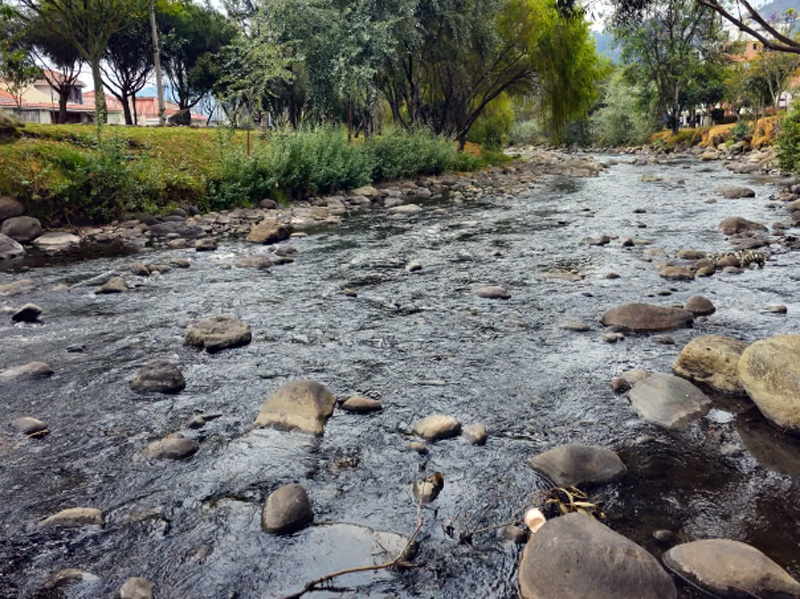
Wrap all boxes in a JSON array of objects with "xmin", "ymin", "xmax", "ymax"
[{"xmin": 18, "ymin": 0, "xmax": 148, "ymax": 124}]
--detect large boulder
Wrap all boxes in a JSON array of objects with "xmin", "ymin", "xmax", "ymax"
[
  {"xmin": 254, "ymin": 380, "xmax": 336, "ymax": 435},
  {"xmin": 130, "ymin": 360, "xmax": 186, "ymax": 394},
  {"xmin": 519, "ymin": 513, "xmax": 676, "ymax": 599},
  {"xmin": 663, "ymin": 539, "xmax": 800, "ymax": 599},
  {"xmin": 1, "ymin": 216, "xmax": 42, "ymax": 243},
  {"xmin": 185, "ymin": 315, "xmax": 252, "ymax": 353},
  {"xmin": 31, "ymin": 232, "xmax": 80, "ymax": 253},
  {"xmin": 600, "ymin": 303, "xmax": 694, "ymax": 332},
  {"xmin": 628, "ymin": 373, "xmax": 711, "ymax": 429},
  {"xmin": 529, "ymin": 445, "xmax": 626, "ymax": 487},
  {"xmin": 247, "ymin": 219, "xmax": 290, "ymax": 244},
  {"xmin": 261, "ymin": 483, "xmax": 313, "ymax": 533},
  {"xmin": 738, "ymin": 335, "xmax": 800, "ymax": 433},
  {"xmin": 0, "ymin": 233, "xmax": 25, "ymax": 261},
  {"xmin": 0, "ymin": 196, "xmax": 24, "ymax": 221},
  {"xmin": 719, "ymin": 217, "xmax": 767, "ymax": 236},
  {"xmin": 673, "ymin": 335, "xmax": 746, "ymax": 394}
]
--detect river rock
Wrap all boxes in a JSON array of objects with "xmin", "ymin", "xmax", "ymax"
[
  {"xmin": 673, "ymin": 335, "xmax": 747, "ymax": 394},
  {"xmin": 0, "ymin": 196, "xmax": 24, "ymax": 221},
  {"xmin": 261, "ymin": 483, "xmax": 313, "ymax": 533},
  {"xmin": 628, "ymin": 374, "xmax": 711, "ymax": 429},
  {"xmin": 611, "ymin": 369, "xmax": 651, "ymax": 394},
  {"xmin": 351, "ymin": 185, "xmax": 379, "ymax": 198},
  {"xmin": 11, "ymin": 303, "xmax": 42, "ymax": 322},
  {"xmin": 388, "ymin": 203, "xmax": 422, "ymax": 215},
  {"xmin": 1, "ymin": 215, "xmax": 42, "ymax": 242},
  {"xmin": 194, "ymin": 237, "xmax": 217, "ymax": 251},
  {"xmin": 662, "ymin": 539, "xmax": 800, "ymax": 599},
  {"xmin": 738, "ymin": 335, "xmax": 800, "ymax": 433},
  {"xmin": 765, "ymin": 304, "xmax": 788, "ymax": 314},
  {"xmin": 529, "ymin": 445, "xmax": 626, "ymax": 486},
  {"xmin": 247, "ymin": 219, "xmax": 290, "ymax": 244},
  {"xmin": 143, "ymin": 434, "xmax": 199, "ymax": 460},
  {"xmin": 130, "ymin": 360, "xmax": 186, "ymax": 394},
  {"xmin": 119, "ymin": 577, "xmax": 154, "ymax": 599},
  {"xmin": 719, "ymin": 217, "xmax": 767, "ymax": 235},
  {"xmin": 719, "ymin": 186, "xmax": 756, "ymax": 199},
  {"xmin": 237, "ymin": 255, "xmax": 273, "ymax": 269},
  {"xmin": 413, "ymin": 414, "xmax": 461, "ymax": 441},
  {"xmin": 0, "ymin": 233, "xmax": 25, "ymax": 260},
  {"xmin": 676, "ymin": 249, "xmax": 705, "ymax": 260},
  {"xmin": 684, "ymin": 295, "xmax": 715, "ymax": 316},
  {"xmin": 341, "ymin": 396, "xmax": 382, "ymax": 413},
  {"xmin": 40, "ymin": 507, "xmax": 104, "ymax": 528},
  {"xmin": 149, "ymin": 221, "xmax": 203, "ymax": 239},
  {"xmin": 96, "ymin": 276, "xmax": 128, "ymax": 294},
  {"xmin": 559, "ymin": 320, "xmax": 591, "ymax": 332},
  {"xmin": 462, "ymin": 423, "xmax": 488, "ymax": 445},
  {"xmin": 0, "ymin": 361, "xmax": 53, "ymax": 382},
  {"xmin": 130, "ymin": 262, "xmax": 150, "ymax": 276},
  {"xmin": 519, "ymin": 513, "xmax": 676, "ymax": 599},
  {"xmin": 600, "ymin": 303, "xmax": 694, "ymax": 332},
  {"xmin": 254, "ymin": 380, "xmax": 337, "ymax": 435},
  {"xmin": 185, "ymin": 315, "xmax": 252, "ymax": 352},
  {"xmin": 32, "ymin": 232, "xmax": 80, "ymax": 253},
  {"xmin": 475, "ymin": 285, "xmax": 511, "ymax": 299},
  {"xmin": 10, "ymin": 416, "xmax": 47, "ymax": 435},
  {"xmin": 660, "ymin": 266, "xmax": 694, "ymax": 280}
]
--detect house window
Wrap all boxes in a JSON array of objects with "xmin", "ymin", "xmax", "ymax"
[{"xmin": 753, "ymin": 43, "xmax": 758, "ymax": 50}]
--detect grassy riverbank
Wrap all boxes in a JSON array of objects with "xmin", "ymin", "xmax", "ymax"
[
  {"xmin": 649, "ymin": 116, "xmax": 780, "ymax": 150},
  {"xmin": 0, "ymin": 123, "xmax": 504, "ymax": 225}
]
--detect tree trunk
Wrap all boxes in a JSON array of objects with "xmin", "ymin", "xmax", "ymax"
[
  {"xmin": 150, "ymin": 0, "xmax": 166, "ymax": 126},
  {"xmin": 58, "ymin": 91, "xmax": 68, "ymax": 124},
  {"xmin": 121, "ymin": 95, "xmax": 134, "ymax": 125},
  {"xmin": 346, "ymin": 98, "xmax": 353, "ymax": 142},
  {"xmin": 132, "ymin": 94, "xmax": 138, "ymax": 125},
  {"xmin": 91, "ymin": 59, "xmax": 108, "ymax": 125}
]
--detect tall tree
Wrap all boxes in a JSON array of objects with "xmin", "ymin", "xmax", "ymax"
[
  {"xmin": 613, "ymin": 0, "xmax": 723, "ymax": 134},
  {"xmin": 752, "ymin": 48, "xmax": 800, "ymax": 110},
  {"xmin": 17, "ymin": 0, "xmax": 148, "ymax": 124},
  {"xmin": 159, "ymin": 2, "xmax": 236, "ymax": 111},
  {"xmin": 0, "ymin": 6, "xmax": 40, "ymax": 114},
  {"xmin": 102, "ymin": 14, "xmax": 154, "ymax": 125}
]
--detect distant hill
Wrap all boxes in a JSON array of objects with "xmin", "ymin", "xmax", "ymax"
[
  {"xmin": 593, "ymin": 30, "xmax": 621, "ymax": 63},
  {"xmin": 754, "ymin": 0, "xmax": 800, "ymax": 18}
]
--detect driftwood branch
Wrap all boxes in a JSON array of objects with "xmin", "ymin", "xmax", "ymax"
[{"xmin": 278, "ymin": 498, "xmax": 426, "ymax": 599}]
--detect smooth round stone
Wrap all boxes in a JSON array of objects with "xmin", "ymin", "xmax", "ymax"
[
  {"xmin": 170, "ymin": 258, "xmax": 191, "ymax": 268},
  {"xmin": 11, "ymin": 303, "xmax": 42, "ymax": 322},
  {"xmin": 413, "ymin": 414, "xmax": 461, "ymax": 441},
  {"xmin": 261, "ymin": 483, "xmax": 313, "ymax": 534},
  {"xmin": 529, "ymin": 444, "xmax": 626, "ymax": 487},
  {"xmin": 194, "ymin": 238, "xmax": 218, "ymax": 251},
  {"xmin": 673, "ymin": 335, "xmax": 747, "ymax": 394},
  {"xmin": 407, "ymin": 441, "xmax": 428, "ymax": 454},
  {"xmin": 0, "ymin": 361, "xmax": 53, "ymax": 382},
  {"xmin": 237, "ymin": 255, "xmax": 273, "ymax": 269},
  {"xmin": 684, "ymin": 295, "xmax": 716, "ymax": 316},
  {"xmin": 405, "ymin": 261, "xmax": 423, "ymax": 272},
  {"xmin": 475, "ymin": 285, "xmax": 511, "ymax": 299},
  {"xmin": 462, "ymin": 423, "xmax": 488, "ymax": 445},
  {"xmin": 119, "ymin": 577, "xmax": 154, "ymax": 599},
  {"xmin": 600, "ymin": 303, "xmax": 694, "ymax": 332},
  {"xmin": 130, "ymin": 360, "xmax": 186, "ymax": 394},
  {"xmin": 40, "ymin": 507, "xmax": 104, "ymax": 528},
  {"xmin": 765, "ymin": 304, "xmax": 788, "ymax": 314},
  {"xmin": 341, "ymin": 396, "xmax": 382, "ymax": 413},
  {"xmin": 254, "ymin": 380, "xmax": 337, "ymax": 435},
  {"xmin": 10, "ymin": 416, "xmax": 47, "ymax": 435},
  {"xmin": 185, "ymin": 315, "xmax": 252, "ymax": 353},
  {"xmin": 604, "ymin": 332, "xmax": 624, "ymax": 343},
  {"xmin": 143, "ymin": 435, "xmax": 199, "ymax": 460}
]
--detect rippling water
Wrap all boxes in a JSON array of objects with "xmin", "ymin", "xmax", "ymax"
[{"xmin": 2, "ymin": 156, "xmax": 799, "ymax": 598}]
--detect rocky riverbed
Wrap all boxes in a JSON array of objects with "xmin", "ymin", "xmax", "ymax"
[{"xmin": 2, "ymin": 148, "xmax": 800, "ymax": 599}]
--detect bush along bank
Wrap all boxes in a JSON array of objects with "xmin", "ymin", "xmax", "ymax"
[
  {"xmin": 0, "ymin": 149, "xmax": 605, "ymax": 262},
  {"xmin": 0, "ymin": 123, "xmax": 506, "ymax": 228}
]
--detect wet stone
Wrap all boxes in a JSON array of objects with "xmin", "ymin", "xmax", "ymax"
[
  {"xmin": 405, "ymin": 261, "xmax": 423, "ymax": 272},
  {"xmin": 261, "ymin": 483, "xmax": 313, "ymax": 534},
  {"xmin": 341, "ymin": 396, "xmax": 382, "ymax": 413},
  {"xmin": 185, "ymin": 315, "xmax": 252, "ymax": 353},
  {"xmin": 504, "ymin": 524, "xmax": 529, "ymax": 544},
  {"xmin": 11, "ymin": 303, "xmax": 42, "ymax": 322},
  {"xmin": 0, "ymin": 233, "xmax": 25, "ymax": 261},
  {"xmin": 673, "ymin": 335, "xmax": 746, "ymax": 394},
  {"xmin": 0, "ymin": 361, "xmax": 53, "ymax": 382},
  {"xmin": 40, "ymin": 507, "xmax": 104, "ymax": 528},
  {"xmin": 604, "ymin": 332, "xmax": 624, "ymax": 343},
  {"xmin": 628, "ymin": 374, "xmax": 711, "ymax": 429},
  {"xmin": 10, "ymin": 416, "xmax": 47, "ymax": 435},
  {"xmin": 255, "ymin": 380, "xmax": 337, "ymax": 435},
  {"xmin": 719, "ymin": 186, "xmax": 756, "ymax": 199},
  {"xmin": 600, "ymin": 303, "xmax": 694, "ymax": 332},
  {"xmin": 559, "ymin": 320, "xmax": 591, "ymax": 332},
  {"xmin": 413, "ymin": 414, "xmax": 461, "ymax": 441},
  {"xmin": 96, "ymin": 276, "xmax": 128, "ymax": 294},
  {"xmin": 195, "ymin": 237, "xmax": 218, "ymax": 251},
  {"xmin": 130, "ymin": 262, "xmax": 150, "ymax": 276},
  {"xmin": 143, "ymin": 434, "xmax": 199, "ymax": 460},
  {"xmin": 170, "ymin": 258, "xmax": 191, "ymax": 268},
  {"xmin": 185, "ymin": 412, "xmax": 222, "ymax": 429},
  {"xmin": 462, "ymin": 423, "xmax": 488, "ymax": 445},
  {"xmin": 684, "ymin": 295, "xmax": 715, "ymax": 316},
  {"xmin": 237, "ymin": 255, "xmax": 273, "ymax": 269},
  {"xmin": 119, "ymin": 577, "xmax": 154, "ymax": 599},
  {"xmin": 529, "ymin": 444, "xmax": 626, "ymax": 487},
  {"xmin": 663, "ymin": 539, "xmax": 800, "ymax": 599},
  {"xmin": 408, "ymin": 441, "xmax": 428, "ymax": 454},
  {"xmin": 130, "ymin": 360, "xmax": 186, "ymax": 394},
  {"xmin": 475, "ymin": 285, "xmax": 511, "ymax": 299},
  {"xmin": 765, "ymin": 304, "xmax": 788, "ymax": 314}
]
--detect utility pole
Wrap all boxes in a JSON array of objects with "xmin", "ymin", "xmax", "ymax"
[{"xmin": 150, "ymin": 0, "xmax": 166, "ymax": 126}]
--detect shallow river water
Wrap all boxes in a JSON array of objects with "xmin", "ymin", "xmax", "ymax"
[{"xmin": 2, "ymin": 156, "xmax": 800, "ymax": 599}]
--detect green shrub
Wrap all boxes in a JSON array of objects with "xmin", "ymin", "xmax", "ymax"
[
  {"xmin": 367, "ymin": 127, "xmax": 474, "ymax": 180},
  {"xmin": 265, "ymin": 127, "xmax": 373, "ymax": 198},
  {"xmin": 730, "ymin": 119, "xmax": 751, "ymax": 142},
  {"xmin": 204, "ymin": 131, "xmax": 272, "ymax": 211},
  {"xmin": 509, "ymin": 119, "xmax": 545, "ymax": 145},
  {"xmin": 467, "ymin": 94, "xmax": 515, "ymax": 150},
  {"xmin": 778, "ymin": 102, "xmax": 800, "ymax": 172},
  {"xmin": 591, "ymin": 71, "xmax": 656, "ymax": 147}
]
